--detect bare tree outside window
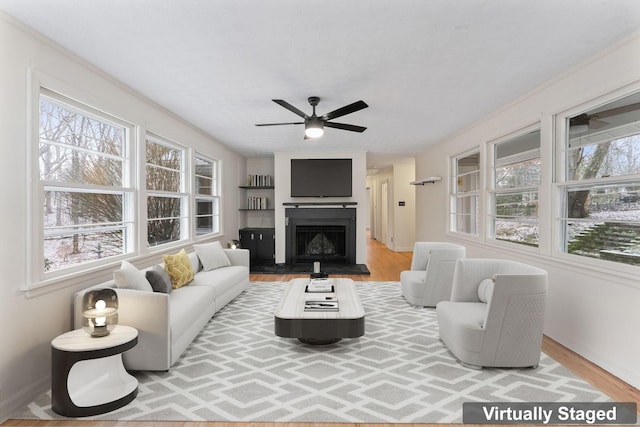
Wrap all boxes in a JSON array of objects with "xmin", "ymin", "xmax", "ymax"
[
  {"xmin": 563, "ymin": 93, "xmax": 640, "ymax": 265},
  {"xmin": 491, "ymin": 130, "xmax": 541, "ymax": 247},
  {"xmin": 39, "ymin": 94, "xmax": 129, "ymax": 272},
  {"xmin": 145, "ymin": 137, "xmax": 186, "ymax": 246}
]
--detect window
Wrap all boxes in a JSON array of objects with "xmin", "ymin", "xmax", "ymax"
[
  {"xmin": 560, "ymin": 92, "xmax": 640, "ymax": 266},
  {"xmin": 490, "ymin": 129, "xmax": 541, "ymax": 247},
  {"xmin": 194, "ymin": 155, "xmax": 220, "ymax": 236},
  {"xmin": 451, "ymin": 150, "xmax": 480, "ymax": 235},
  {"xmin": 38, "ymin": 90, "xmax": 133, "ymax": 274},
  {"xmin": 145, "ymin": 135, "xmax": 188, "ymax": 247}
]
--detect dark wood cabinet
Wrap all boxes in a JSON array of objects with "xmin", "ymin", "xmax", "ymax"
[{"xmin": 239, "ymin": 228, "xmax": 275, "ymax": 266}]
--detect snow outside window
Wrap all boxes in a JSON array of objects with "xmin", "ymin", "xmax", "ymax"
[
  {"xmin": 38, "ymin": 90, "xmax": 133, "ymax": 275},
  {"xmin": 561, "ymin": 92, "xmax": 640, "ymax": 266},
  {"xmin": 490, "ymin": 129, "xmax": 541, "ymax": 247}
]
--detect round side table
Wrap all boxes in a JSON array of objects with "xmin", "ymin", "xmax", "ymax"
[{"xmin": 51, "ymin": 325, "xmax": 138, "ymax": 417}]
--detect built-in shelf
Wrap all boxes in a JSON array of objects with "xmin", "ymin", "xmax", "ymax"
[
  {"xmin": 238, "ymin": 183, "xmax": 274, "ymax": 223},
  {"xmin": 283, "ymin": 202, "xmax": 358, "ymax": 208},
  {"xmin": 410, "ymin": 176, "xmax": 442, "ymax": 185}
]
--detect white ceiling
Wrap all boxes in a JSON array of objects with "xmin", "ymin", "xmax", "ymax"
[{"xmin": 2, "ymin": 0, "xmax": 640, "ymax": 170}]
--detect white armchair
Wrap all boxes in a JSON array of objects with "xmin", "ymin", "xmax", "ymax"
[
  {"xmin": 400, "ymin": 242, "xmax": 466, "ymax": 307},
  {"xmin": 436, "ymin": 258, "xmax": 548, "ymax": 369}
]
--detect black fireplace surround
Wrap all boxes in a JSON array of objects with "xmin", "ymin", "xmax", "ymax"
[{"xmin": 285, "ymin": 208, "xmax": 356, "ymax": 266}]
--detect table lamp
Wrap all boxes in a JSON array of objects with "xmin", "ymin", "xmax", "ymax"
[{"xmin": 82, "ymin": 288, "xmax": 118, "ymax": 337}]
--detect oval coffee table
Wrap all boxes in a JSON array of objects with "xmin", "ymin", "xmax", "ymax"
[{"xmin": 274, "ymin": 278, "xmax": 365, "ymax": 344}]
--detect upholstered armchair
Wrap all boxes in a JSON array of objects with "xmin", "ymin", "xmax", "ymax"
[
  {"xmin": 400, "ymin": 242, "xmax": 466, "ymax": 307},
  {"xmin": 436, "ymin": 258, "xmax": 548, "ymax": 369}
]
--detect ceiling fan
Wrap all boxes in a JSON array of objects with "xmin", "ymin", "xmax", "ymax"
[
  {"xmin": 255, "ymin": 96, "xmax": 368, "ymax": 139},
  {"xmin": 569, "ymin": 102, "xmax": 640, "ymax": 134}
]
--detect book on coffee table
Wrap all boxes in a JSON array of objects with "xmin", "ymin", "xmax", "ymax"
[
  {"xmin": 305, "ymin": 293, "xmax": 336, "ymax": 300},
  {"xmin": 304, "ymin": 300, "xmax": 339, "ymax": 311},
  {"xmin": 306, "ymin": 278, "xmax": 334, "ymax": 293}
]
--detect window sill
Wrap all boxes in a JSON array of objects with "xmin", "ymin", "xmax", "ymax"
[
  {"xmin": 447, "ymin": 235, "xmax": 640, "ymax": 290},
  {"xmin": 24, "ymin": 235, "xmax": 226, "ymax": 298}
]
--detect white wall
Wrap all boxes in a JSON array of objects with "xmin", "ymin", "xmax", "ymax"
[
  {"xmin": 414, "ymin": 32, "xmax": 640, "ymax": 388},
  {"xmin": 0, "ymin": 14, "xmax": 245, "ymax": 419},
  {"xmin": 392, "ymin": 159, "xmax": 416, "ymax": 251},
  {"xmin": 273, "ymin": 151, "xmax": 367, "ymax": 264}
]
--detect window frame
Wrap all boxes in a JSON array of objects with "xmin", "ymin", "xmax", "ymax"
[
  {"xmin": 26, "ymin": 78, "xmax": 227, "ymax": 295},
  {"xmin": 449, "ymin": 148, "xmax": 481, "ymax": 237},
  {"xmin": 554, "ymin": 90, "xmax": 640, "ymax": 273},
  {"xmin": 144, "ymin": 133, "xmax": 190, "ymax": 249},
  {"xmin": 193, "ymin": 153, "xmax": 221, "ymax": 238},
  {"xmin": 31, "ymin": 88, "xmax": 136, "ymax": 286},
  {"xmin": 488, "ymin": 127, "xmax": 542, "ymax": 248}
]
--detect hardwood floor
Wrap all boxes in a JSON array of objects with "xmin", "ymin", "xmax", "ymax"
[{"xmin": 3, "ymin": 234, "xmax": 638, "ymax": 426}]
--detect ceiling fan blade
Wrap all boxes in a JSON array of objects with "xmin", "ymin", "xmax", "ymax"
[
  {"xmin": 589, "ymin": 118, "xmax": 609, "ymax": 129},
  {"xmin": 323, "ymin": 100, "xmax": 368, "ymax": 121},
  {"xmin": 591, "ymin": 102, "xmax": 640, "ymax": 119},
  {"xmin": 255, "ymin": 122, "xmax": 304, "ymax": 127},
  {"xmin": 325, "ymin": 122, "xmax": 367, "ymax": 133},
  {"xmin": 272, "ymin": 99, "xmax": 308, "ymax": 118}
]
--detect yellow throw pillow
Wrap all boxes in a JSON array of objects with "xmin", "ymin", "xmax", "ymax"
[{"xmin": 163, "ymin": 249, "xmax": 194, "ymax": 289}]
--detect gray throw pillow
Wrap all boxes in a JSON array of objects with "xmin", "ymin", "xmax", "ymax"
[{"xmin": 146, "ymin": 265, "xmax": 172, "ymax": 294}]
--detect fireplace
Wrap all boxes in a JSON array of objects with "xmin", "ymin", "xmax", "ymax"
[{"xmin": 285, "ymin": 208, "xmax": 356, "ymax": 265}]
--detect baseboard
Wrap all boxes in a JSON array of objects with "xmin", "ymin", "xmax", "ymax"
[
  {"xmin": 0, "ymin": 376, "xmax": 49, "ymax": 423},
  {"xmin": 547, "ymin": 331, "xmax": 640, "ymax": 390}
]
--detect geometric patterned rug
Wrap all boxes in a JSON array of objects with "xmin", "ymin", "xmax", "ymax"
[{"xmin": 14, "ymin": 281, "xmax": 611, "ymax": 423}]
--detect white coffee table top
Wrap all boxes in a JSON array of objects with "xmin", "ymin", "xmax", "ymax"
[
  {"xmin": 275, "ymin": 278, "xmax": 365, "ymax": 320},
  {"xmin": 51, "ymin": 325, "xmax": 138, "ymax": 352}
]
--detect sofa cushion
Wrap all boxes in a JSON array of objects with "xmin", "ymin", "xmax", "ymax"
[
  {"xmin": 169, "ymin": 285, "xmax": 216, "ymax": 346},
  {"xmin": 146, "ymin": 265, "xmax": 172, "ymax": 294},
  {"xmin": 477, "ymin": 278, "xmax": 495, "ymax": 304},
  {"xmin": 194, "ymin": 241, "xmax": 231, "ymax": 271},
  {"xmin": 163, "ymin": 249, "xmax": 194, "ymax": 289},
  {"xmin": 437, "ymin": 301, "xmax": 486, "ymax": 352},
  {"xmin": 113, "ymin": 261, "xmax": 153, "ymax": 292},
  {"xmin": 190, "ymin": 265, "xmax": 248, "ymax": 297}
]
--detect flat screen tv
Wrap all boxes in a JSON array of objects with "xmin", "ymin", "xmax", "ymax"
[{"xmin": 290, "ymin": 158, "xmax": 352, "ymax": 197}]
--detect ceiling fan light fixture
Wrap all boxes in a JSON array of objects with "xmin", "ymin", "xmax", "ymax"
[
  {"xmin": 569, "ymin": 123, "xmax": 589, "ymax": 135},
  {"xmin": 305, "ymin": 117, "xmax": 324, "ymax": 138}
]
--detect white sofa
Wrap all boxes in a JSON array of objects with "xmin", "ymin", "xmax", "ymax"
[{"xmin": 73, "ymin": 249, "xmax": 249, "ymax": 371}]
